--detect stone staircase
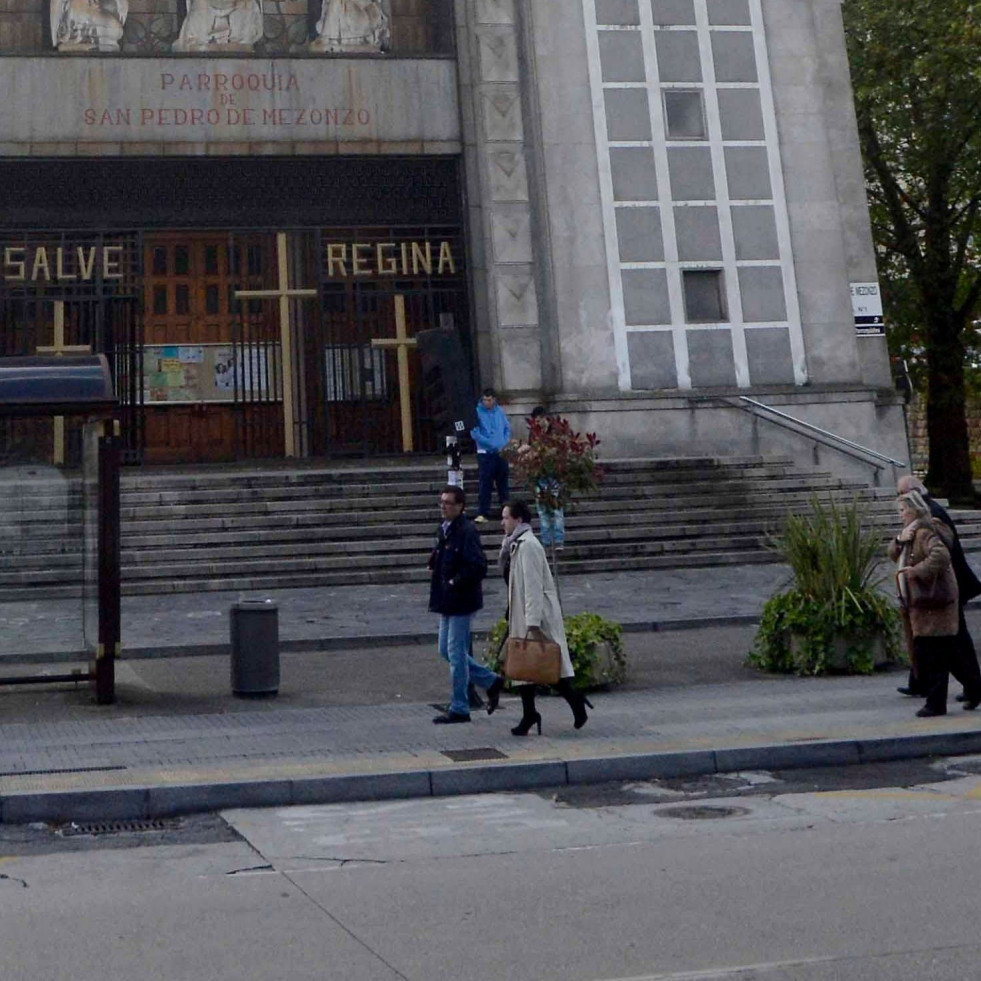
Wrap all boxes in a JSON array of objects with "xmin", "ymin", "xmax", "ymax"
[{"xmin": 0, "ymin": 454, "xmax": 955, "ymax": 600}]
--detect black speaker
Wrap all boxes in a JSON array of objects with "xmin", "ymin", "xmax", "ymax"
[{"xmin": 415, "ymin": 327, "xmax": 477, "ymax": 438}]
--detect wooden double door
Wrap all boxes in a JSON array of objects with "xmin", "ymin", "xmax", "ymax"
[{"xmin": 142, "ymin": 232, "xmax": 282, "ymax": 464}]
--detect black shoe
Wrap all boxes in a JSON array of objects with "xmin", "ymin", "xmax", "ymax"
[
  {"xmin": 916, "ymin": 706, "xmax": 946, "ymax": 718},
  {"xmin": 963, "ymin": 694, "xmax": 981, "ymax": 711},
  {"xmin": 897, "ymin": 687, "xmax": 926, "ymax": 697},
  {"xmin": 511, "ymin": 712, "xmax": 542, "ymax": 736},
  {"xmin": 486, "ymin": 676, "xmax": 505, "ymax": 715},
  {"xmin": 467, "ymin": 683, "xmax": 485, "ymax": 710},
  {"xmin": 433, "ymin": 711, "xmax": 471, "ymax": 724}
]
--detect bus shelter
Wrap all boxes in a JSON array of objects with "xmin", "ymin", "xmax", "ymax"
[{"xmin": 0, "ymin": 355, "xmax": 120, "ymax": 704}]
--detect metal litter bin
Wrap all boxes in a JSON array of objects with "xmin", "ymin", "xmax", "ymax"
[{"xmin": 230, "ymin": 599, "xmax": 280, "ymax": 697}]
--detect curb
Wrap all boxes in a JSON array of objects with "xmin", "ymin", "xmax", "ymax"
[
  {"xmin": 0, "ymin": 615, "xmax": 763, "ymax": 664},
  {"xmin": 4, "ymin": 727, "xmax": 981, "ymax": 825}
]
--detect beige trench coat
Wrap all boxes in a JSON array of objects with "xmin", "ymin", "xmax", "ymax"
[{"xmin": 506, "ymin": 529, "xmax": 574, "ymax": 682}]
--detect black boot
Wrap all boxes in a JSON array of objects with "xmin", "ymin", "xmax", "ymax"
[
  {"xmin": 486, "ymin": 675, "xmax": 505, "ymax": 715},
  {"xmin": 557, "ymin": 679, "xmax": 593, "ymax": 730},
  {"xmin": 511, "ymin": 686, "xmax": 541, "ymax": 736}
]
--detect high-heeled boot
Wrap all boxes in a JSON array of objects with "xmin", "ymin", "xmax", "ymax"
[
  {"xmin": 511, "ymin": 686, "xmax": 541, "ymax": 736},
  {"xmin": 557, "ymin": 679, "xmax": 593, "ymax": 730}
]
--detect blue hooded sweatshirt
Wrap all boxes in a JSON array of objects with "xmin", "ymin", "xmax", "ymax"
[{"xmin": 471, "ymin": 401, "xmax": 511, "ymax": 453}]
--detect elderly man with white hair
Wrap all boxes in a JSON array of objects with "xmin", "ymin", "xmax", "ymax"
[{"xmin": 896, "ymin": 475, "xmax": 981, "ymax": 708}]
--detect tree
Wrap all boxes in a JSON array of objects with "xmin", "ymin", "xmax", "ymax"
[{"xmin": 843, "ymin": 0, "xmax": 981, "ymax": 502}]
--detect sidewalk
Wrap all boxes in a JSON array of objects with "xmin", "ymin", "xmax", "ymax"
[
  {"xmin": 0, "ymin": 564, "xmax": 794, "ymax": 663},
  {"xmin": 4, "ymin": 603, "xmax": 981, "ymax": 824}
]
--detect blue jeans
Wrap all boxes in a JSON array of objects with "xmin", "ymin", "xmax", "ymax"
[
  {"xmin": 439, "ymin": 614, "xmax": 499, "ymax": 716},
  {"xmin": 477, "ymin": 452, "xmax": 509, "ymax": 519},
  {"xmin": 537, "ymin": 505, "xmax": 565, "ymax": 546}
]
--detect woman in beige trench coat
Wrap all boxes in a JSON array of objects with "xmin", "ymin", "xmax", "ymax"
[{"xmin": 498, "ymin": 500, "xmax": 591, "ymax": 735}]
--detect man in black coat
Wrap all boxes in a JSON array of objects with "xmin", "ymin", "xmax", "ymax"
[
  {"xmin": 897, "ymin": 476, "xmax": 981, "ymax": 708},
  {"xmin": 428, "ymin": 485, "xmax": 504, "ymax": 724}
]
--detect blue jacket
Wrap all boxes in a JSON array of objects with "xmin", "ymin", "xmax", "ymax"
[{"xmin": 470, "ymin": 402, "xmax": 511, "ymax": 453}]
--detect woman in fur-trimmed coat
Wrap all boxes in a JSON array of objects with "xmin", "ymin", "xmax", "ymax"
[
  {"xmin": 888, "ymin": 489, "xmax": 959, "ymax": 717},
  {"xmin": 498, "ymin": 499, "xmax": 590, "ymax": 735}
]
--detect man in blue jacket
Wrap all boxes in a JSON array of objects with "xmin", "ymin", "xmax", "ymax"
[
  {"xmin": 428, "ymin": 485, "xmax": 504, "ymax": 723},
  {"xmin": 470, "ymin": 387, "xmax": 511, "ymax": 523}
]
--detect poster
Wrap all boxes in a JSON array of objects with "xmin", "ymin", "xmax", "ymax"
[{"xmin": 143, "ymin": 343, "xmax": 277, "ymax": 403}]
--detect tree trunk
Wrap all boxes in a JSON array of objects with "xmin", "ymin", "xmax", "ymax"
[{"xmin": 925, "ymin": 310, "xmax": 975, "ymax": 503}]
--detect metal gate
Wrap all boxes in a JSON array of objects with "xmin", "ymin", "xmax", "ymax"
[{"xmin": 0, "ymin": 231, "xmax": 143, "ymax": 466}]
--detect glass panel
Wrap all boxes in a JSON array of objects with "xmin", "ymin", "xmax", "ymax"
[
  {"xmin": 683, "ymin": 270, "xmax": 727, "ymax": 322},
  {"xmin": 153, "ymin": 286, "xmax": 168, "ymax": 315},
  {"xmin": 205, "ymin": 246, "xmax": 219, "ymax": 276},
  {"xmin": 205, "ymin": 285, "xmax": 219, "ymax": 314},
  {"xmin": 175, "ymin": 285, "xmax": 189, "ymax": 315},
  {"xmin": 174, "ymin": 246, "xmax": 190, "ymax": 276},
  {"xmin": 665, "ymin": 91, "xmax": 706, "ymax": 139},
  {"xmin": 247, "ymin": 245, "xmax": 263, "ymax": 276},
  {"xmin": 152, "ymin": 248, "xmax": 167, "ymax": 276}
]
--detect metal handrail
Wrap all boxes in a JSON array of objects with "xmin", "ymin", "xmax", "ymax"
[{"xmin": 734, "ymin": 396, "xmax": 907, "ymax": 471}]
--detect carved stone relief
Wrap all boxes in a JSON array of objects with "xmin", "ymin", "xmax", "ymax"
[
  {"xmin": 173, "ymin": 0, "xmax": 263, "ymax": 52},
  {"xmin": 50, "ymin": 0, "xmax": 128, "ymax": 51},
  {"xmin": 311, "ymin": 0, "xmax": 389, "ymax": 53}
]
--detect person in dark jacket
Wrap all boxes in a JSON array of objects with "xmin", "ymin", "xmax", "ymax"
[
  {"xmin": 428, "ymin": 485, "xmax": 504, "ymax": 724},
  {"xmin": 896, "ymin": 475, "xmax": 981, "ymax": 709}
]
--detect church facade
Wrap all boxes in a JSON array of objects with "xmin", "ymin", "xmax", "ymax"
[{"xmin": 0, "ymin": 0, "xmax": 906, "ymax": 474}]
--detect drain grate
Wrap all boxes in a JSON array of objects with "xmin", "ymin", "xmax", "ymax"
[
  {"xmin": 61, "ymin": 819, "xmax": 175, "ymax": 837},
  {"xmin": 441, "ymin": 748, "xmax": 508, "ymax": 763},
  {"xmin": 656, "ymin": 805, "xmax": 749, "ymax": 821},
  {"xmin": 0, "ymin": 765, "xmax": 127, "ymax": 778}
]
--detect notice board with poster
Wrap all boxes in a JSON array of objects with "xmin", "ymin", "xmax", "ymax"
[{"xmin": 143, "ymin": 344, "xmax": 279, "ymax": 403}]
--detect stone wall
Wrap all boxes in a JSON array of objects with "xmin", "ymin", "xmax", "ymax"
[
  {"xmin": 906, "ymin": 395, "xmax": 981, "ymax": 475},
  {"xmin": 0, "ymin": 0, "xmax": 45, "ymax": 51}
]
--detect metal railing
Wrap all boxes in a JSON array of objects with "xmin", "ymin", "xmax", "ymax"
[{"xmin": 696, "ymin": 395, "xmax": 907, "ymax": 487}]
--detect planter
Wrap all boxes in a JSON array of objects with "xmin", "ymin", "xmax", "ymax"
[{"xmin": 789, "ymin": 631, "xmax": 891, "ymax": 672}]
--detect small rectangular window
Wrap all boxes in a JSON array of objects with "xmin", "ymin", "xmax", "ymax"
[
  {"xmin": 683, "ymin": 270, "xmax": 727, "ymax": 322},
  {"xmin": 152, "ymin": 248, "xmax": 167, "ymax": 276},
  {"xmin": 205, "ymin": 285, "xmax": 219, "ymax": 315},
  {"xmin": 174, "ymin": 246, "xmax": 190, "ymax": 276},
  {"xmin": 175, "ymin": 285, "xmax": 189, "ymax": 315},
  {"xmin": 664, "ymin": 91, "xmax": 706, "ymax": 139}
]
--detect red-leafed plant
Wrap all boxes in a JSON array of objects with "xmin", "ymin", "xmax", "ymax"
[{"xmin": 504, "ymin": 414, "xmax": 602, "ymax": 513}]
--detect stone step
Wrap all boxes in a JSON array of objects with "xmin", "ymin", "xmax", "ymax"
[{"xmin": 115, "ymin": 477, "xmax": 878, "ymax": 524}]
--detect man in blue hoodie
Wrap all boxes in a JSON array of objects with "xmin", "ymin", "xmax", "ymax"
[{"xmin": 470, "ymin": 387, "xmax": 511, "ymax": 523}]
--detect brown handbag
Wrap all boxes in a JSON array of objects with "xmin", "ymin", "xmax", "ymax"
[{"xmin": 503, "ymin": 634, "xmax": 562, "ymax": 685}]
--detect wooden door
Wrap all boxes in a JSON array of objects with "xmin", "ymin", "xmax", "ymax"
[{"xmin": 141, "ymin": 233, "xmax": 280, "ymax": 464}]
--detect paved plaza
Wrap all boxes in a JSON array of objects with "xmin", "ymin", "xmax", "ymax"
[{"xmin": 2, "ymin": 560, "xmax": 981, "ymax": 824}]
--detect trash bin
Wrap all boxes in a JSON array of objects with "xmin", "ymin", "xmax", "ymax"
[{"xmin": 230, "ymin": 598, "xmax": 280, "ymax": 697}]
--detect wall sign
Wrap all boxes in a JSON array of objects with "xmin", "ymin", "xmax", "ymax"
[{"xmin": 851, "ymin": 282, "xmax": 884, "ymax": 336}]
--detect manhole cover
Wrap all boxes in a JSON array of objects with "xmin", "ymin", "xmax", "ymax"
[
  {"xmin": 61, "ymin": 819, "xmax": 176, "ymax": 837},
  {"xmin": 441, "ymin": 748, "xmax": 508, "ymax": 763},
  {"xmin": 656, "ymin": 805, "xmax": 749, "ymax": 820}
]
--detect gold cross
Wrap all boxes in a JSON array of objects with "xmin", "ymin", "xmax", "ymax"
[
  {"xmin": 371, "ymin": 295, "xmax": 417, "ymax": 453},
  {"xmin": 234, "ymin": 232, "xmax": 318, "ymax": 458},
  {"xmin": 36, "ymin": 300, "xmax": 92, "ymax": 465}
]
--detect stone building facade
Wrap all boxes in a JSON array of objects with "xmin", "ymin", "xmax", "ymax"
[{"xmin": 0, "ymin": 0, "xmax": 906, "ymax": 475}]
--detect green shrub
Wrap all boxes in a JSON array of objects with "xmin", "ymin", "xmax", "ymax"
[
  {"xmin": 748, "ymin": 495, "xmax": 903, "ymax": 675},
  {"xmin": 483, "ymin": 612, "xmax": 626, "ymax": 690}
]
